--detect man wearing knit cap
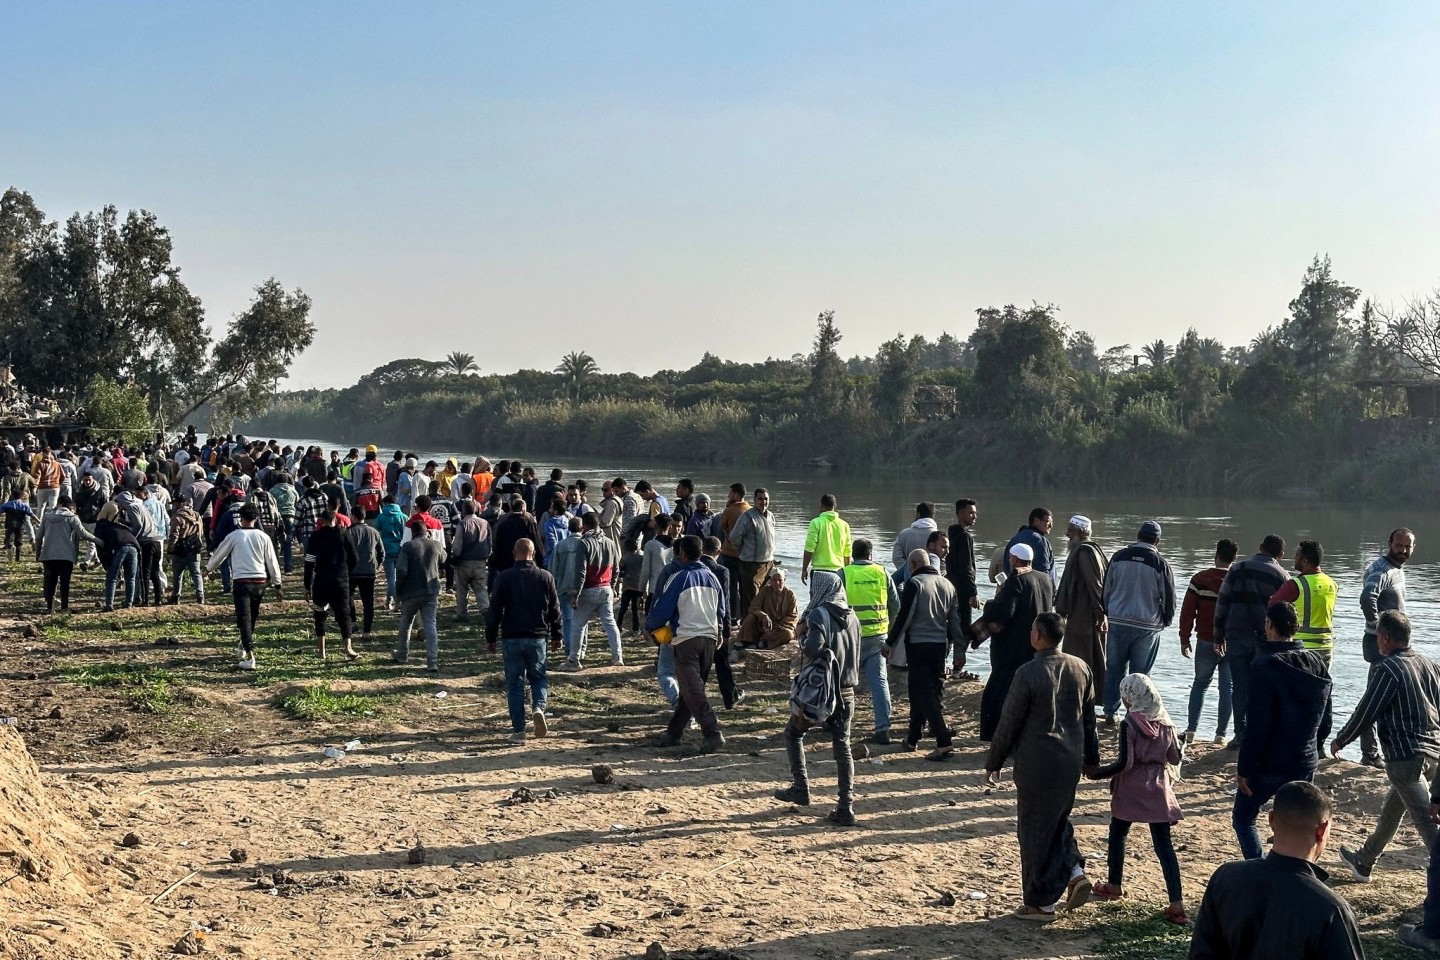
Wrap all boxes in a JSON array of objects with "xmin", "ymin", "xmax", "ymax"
[
  {"xmin": 1055, "ymin": 515, "xmax": 1107, "ymax": 692},
  {"xmin": 1099, "ymin": 520, "xmax": 1176, "ymax": 723}
]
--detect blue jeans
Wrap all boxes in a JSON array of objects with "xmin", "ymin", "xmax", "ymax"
[
  {"xmin": 1104, "ymin": 624, "xmax": 1162, "ymax": 717},
  {"xmin": 502, "ymin": 636, "xmax": 548, "ymax": 732},
  {"xmin": 396, "ymin": 595, "xmax": 439, "ymax": 667},
  {"xmin": 861, "ymin": 648, "xmax": 892, "ymax": 733},
  {"xmin": 656, "ymin": 643, "xmax": 679, "ymax": 707},
  {"xmin": 559, "ymin": 593, "xmax": 576, "ymax": 656},
  {"xmin": 570, "ymin": 586, "xmax": 622, "ymax": 662},
  {"xmin": 384, "ymin": 555, "xmax": 398, "ymax": 602},
  {"xmin": 1233, "ymin": 771, "xmax": 1308, "ymax": 859},
  {"xmin": 1425, "ymin": 831, "xmax": 1440, "ymax": 937},
  {"xmin": 1187, "ymin": 639, "xmax": 1232, "ymax": 735},
  {"xmin": 105, "ymin": 545, "xmax": 139, "ymax": 609}
]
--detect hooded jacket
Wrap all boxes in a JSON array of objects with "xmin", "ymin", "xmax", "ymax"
[
  {"xmin": 801, "ymin": 596, "xmax": 862, "ymax": 690},
  {"xmin": 891, "ymin": 517, "xmax": 939, "ymax": 570},
  {"xmin": 36, "ymin": 508, "xmax": 100, "ymax": 563},
  {"xmin": 374, "ymin": 503, "xmax": 407, "ymax": 558},
  {"xmin": 887, "ymin": 565, "xmax": 964, "ymax": 649},
  {"xmin": 1237, "ymin": 640, "xmax": 1333, "ymax": 781}
]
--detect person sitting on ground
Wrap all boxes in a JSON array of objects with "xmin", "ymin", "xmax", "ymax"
[
  {"xmin": 738, "ymin": 566, "xmax": 800, "ymax": 648},
  {"xmin": 1189, "ymin": 781, "xmax": 1363, "ymax": 960}
]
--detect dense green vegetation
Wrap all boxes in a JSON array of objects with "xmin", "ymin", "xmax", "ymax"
[{"xmin": 243, "ymin": 255, "xmax": 1440, "ymax": 499}]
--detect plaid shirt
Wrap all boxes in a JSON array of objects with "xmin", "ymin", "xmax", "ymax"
[{"xmin": 295, "ymin": 491, "xmax": 324, "ymax": 536}]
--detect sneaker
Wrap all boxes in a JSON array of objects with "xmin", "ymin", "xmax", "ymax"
[
  {"xmin": 774, "ymin": 785, "xmax": 811, "ymax": 806},
  {"xmin": 532, "ymin": 709, "xmax": 548, "ymax": 738},
  {"xmin": 1182, "ymin": 730, "xmax": 1196, "ymax": 746},
  {"xmin": 557, "ymin": 660, "xmax": 582, "ymax": 672},
  {"xmin": 509, "ymin": 730, "xmax": 527, "ymax": 745},
  {"xmin": 609, "ymin": 657, "xmax": 624, "ymax": 667},
  {"xmin": 1399, "ymin": 925, "xmax": 1440, "ymax": 954},
  {"xmin": 903, "ymin": 740, "xmax": 919, "ymax": 753},
  {"xmin": 1225, "ymin": 738, "xmax": 1241, "ymax": 752},
  {"xmin": 236, "ymin": 656, "xmax": 256, "ymax": 671},
  {"xmin": 731, "ymin": 688, "xmax": 747, "ymax": 707},
  {"xmin": 699, "ymin": 732, "xmax": 725, "ymax": 754},
  {"xmin": 869, "ymin": 730, "xmax": 893, "ymax": 745},
  {"xmin": 653, "ymin": 732, "xmax": 683, "ymax": 748},
  {"xmin": 1212, "ymin": 734, "xmax": 1228, "ymax": 746},
  {"xmin": 828, "ymin": 807, "xmax": 857, "ymax": 827},
  {"xmin": 1339, "ymin": 845, "xmax": 1373, "ymax": 883},
  {"xmin": 1362, "ymin": 754, "xmax": 1386, "ymax": 769}
]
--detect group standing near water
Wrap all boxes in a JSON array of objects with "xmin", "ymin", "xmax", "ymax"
[{"xmin": 7, "ymin": 430, "xmax": 1440, "ymax": 957}]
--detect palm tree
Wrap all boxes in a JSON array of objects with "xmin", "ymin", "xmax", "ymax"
[
  {"xmin": 444, "ymin": 351, "xmax": 478, "ymax": 377},
  {"xmin": 555, "ymin": 350, "xmax": 600, "ymax": 403},
  {"xmin": 1142, "ymin": 339, "xmax": 1170, "ymax": 369}
]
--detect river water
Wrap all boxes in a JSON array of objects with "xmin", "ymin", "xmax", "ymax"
[{"xmin": 265, "ymin": 437, "xmax": 1440, "ymax": 756}]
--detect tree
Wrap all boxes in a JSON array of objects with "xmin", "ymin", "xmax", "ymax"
[
  {"xmin": 173, "ymin": 279, "xmax": 315, "ymax": 429},
  {"xmin": 971, "ymin": 303, "xmax": 1070, "ymax": 411},
  {"xmin": 1066, "ymin": 331, "xmax": 1101, "ymax": 373},
  {"xmin": 1381, "ymin": 286, "xmax": 1440, "ymax": 380},
  {"xmin": 1282, "ymin": 254, "xmax": 1360, "ymax": 420},
  {"xmin": 556, "ymin": 350, "xmax": 600, "ymax": 403},
  {"xmin": 85, "ymin": 376, "xmax": 152, "ymax": 446},
  {"xmin": 926, "ymin": 332, "xmax": 964, "ymax": 370},
  {"xmin": 1142, "ymin": 340, "xmax": 1170, "ymax": 369},
  {"xmin": 444, "ymin": 351, "xmax": 478, "ymax": 377},
  {"xmin": 1100, "ymin": 344, "xmax": 1135, "ymax": 374},
  {"xmin": 807, "ymin": 310, "xmax": 845, "ymax": 418},
  {"xmin": 873, "ymin": 334, "xmax": 924, "ymax": 424}
]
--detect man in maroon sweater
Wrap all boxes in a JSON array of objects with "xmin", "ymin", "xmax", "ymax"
[{"xmin": 1180, "ymin": 538, "xmax": 1238, "ymax": 746}]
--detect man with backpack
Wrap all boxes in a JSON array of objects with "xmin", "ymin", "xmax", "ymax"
[{"xmin": 452, "ymin": 499, "xmax": 492, "ymax": 620}]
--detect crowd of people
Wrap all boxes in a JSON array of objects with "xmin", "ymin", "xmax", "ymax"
[{"xmin": 5, "ymin": 431, "xmax": 1440, "ymax": 956}]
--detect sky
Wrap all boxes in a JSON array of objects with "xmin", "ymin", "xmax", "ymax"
[{"xmin": 5, "ymin": 2, "xmax": 1440, "ymax": 388}]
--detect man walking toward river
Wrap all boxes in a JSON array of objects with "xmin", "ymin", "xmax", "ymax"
[
  {"xmin": 1099, "ymin": 521, "xmax": 1175, "ymax": 725},
  {"xmin": 1214, "ymin": 535, "xmax": 1289, "ymax": 752}
]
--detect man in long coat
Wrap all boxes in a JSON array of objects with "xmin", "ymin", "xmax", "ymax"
[
  {"xmin": 1055, "ymin": 515, "xmax": 1107, "ymax": 688},
  {"xmin": 985, "ymin": 611, "xmax": 1100, "ymax": 921}
]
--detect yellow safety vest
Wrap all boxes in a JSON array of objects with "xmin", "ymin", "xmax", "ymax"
[
  {"xmin": 844, "ymin": 563, "xmax": 890, "ymax": 639},
  {"xmin": 1294, "ymin": 571, "xmax": 1337, "ymax": 651},
  {"xmin": 340, "ymin": 460, "xmax": 357, "ymax": 483}
]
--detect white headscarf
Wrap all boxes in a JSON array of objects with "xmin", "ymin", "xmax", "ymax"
[{"xmin": 1119, "ymin": 673, "xmax": 1172, "ymax": 728}]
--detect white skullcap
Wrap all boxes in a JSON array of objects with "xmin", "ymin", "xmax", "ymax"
[
  {"xmin": 1009, "ymin": 543, "xmax": 1034, "ymax": 563},
  {"xmin": 1069, "ymin": 515, "xmax": 1092, "ymax": 533}
]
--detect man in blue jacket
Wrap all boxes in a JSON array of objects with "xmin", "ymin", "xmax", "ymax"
[
  {"xmin": 1099, "ymin": 520, "xmax": 1176, "ymax": 723},
  {"xmin": 647, "ymin": 535, "xmax": 727, "ymax": 754},
  {"xmin": 1233, "ymin": 601, "xmax": 1333, "ymax": 859}
]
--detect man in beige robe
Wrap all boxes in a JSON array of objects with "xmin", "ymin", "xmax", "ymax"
[
  {"xmin": 1055, "ymin": 515, "xmax": 1107, "ymax": 688},
  {"xmin": 739, "ymin": 567, "xmax": 799, "ymax": 648}
]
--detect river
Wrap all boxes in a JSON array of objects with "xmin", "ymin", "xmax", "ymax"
[{"xmin": 261, "ymin": 437, "xmax": 1439, "ymax": 757}]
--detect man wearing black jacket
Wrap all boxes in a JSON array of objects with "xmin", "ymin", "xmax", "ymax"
[
  {"xmin": 487, "ymin": 538, "xmax": 562, "ymax": 744},
  {"xmin": 1233, "ymin": 601, "xmax": 1333, "ymax": 860},
  {"xmin": 305, "ymin": 510, "xmax": 359, "ymax": 661},
  {"xmin": 489, "ymin": 496, "xmax": 543, "ymax": 593},
  {"xmin": 946, "ymin": 499, "xmax": 980, "ymax": 672}
]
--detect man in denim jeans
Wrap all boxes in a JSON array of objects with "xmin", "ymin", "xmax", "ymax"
[
  {"xmin": 487, "ymin": 538, "xmax": 562, "ymax": 744},
  {"xmin": 843, "ymin": 539, "xmax": 899, "ymax": 744},
  {"xmin": 1233, "ymin": 602, "xmax": 1332, "ymax": 859},
  {"xmin": 1179, "ymin": 538, "xmax": 1238, "ymax": 746},
  {"xmin": 393, "ymin": 515, "xmax": 446, "ymax": 672},
  {"xmin": 1099, "ymin": 521, "xmax": 1176, "ymax": 724},
  {"xmin": 1330, "ymin": 611, "xmax": 1440, "ymax": 883}
]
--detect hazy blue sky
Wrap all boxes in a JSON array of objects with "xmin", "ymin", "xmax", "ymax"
[{"xmin": 6, "ymin": 3, "xmax": 1439, "ymax": 388}]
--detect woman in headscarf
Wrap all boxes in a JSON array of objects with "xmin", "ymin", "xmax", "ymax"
[
  {"xmin": 1088, "ymin": 672, "xmax": 1187, "ymax": 924},
  {"xmin": 773, "ymin": 571, "xmax": 863, "ymax": 826}
]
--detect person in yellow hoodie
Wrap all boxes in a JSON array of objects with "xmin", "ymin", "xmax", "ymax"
[{"xmin": 437, "ymin": 458, "xmax": 460, "ymax": 498}]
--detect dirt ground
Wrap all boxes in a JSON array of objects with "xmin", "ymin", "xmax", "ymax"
[{"xmin": 0, "ymin": 561, "xmax": 1430, "ymax": 960}]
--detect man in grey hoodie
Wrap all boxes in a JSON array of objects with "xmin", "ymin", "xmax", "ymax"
[
  {"xmin": 1099, "ymin": 521, "xmax": 1177, "ymax": 724},
  {"xmin": 887, "ymin": 548, "xmax": 965, "ymax": 761},
  {"xmin": 891, "ymin": 502, "xmax": 939, "ymax": 574}
]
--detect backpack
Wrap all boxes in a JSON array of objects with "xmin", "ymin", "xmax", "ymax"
[
  {"xmin": 250, "ymin": 488, "xmax": 280, "ymax": 535},
  {"xmin": 789, "ymin": 647, "xmax": 839, "ymax": 724}
]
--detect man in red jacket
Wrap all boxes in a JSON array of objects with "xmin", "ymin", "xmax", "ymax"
[{"xmin": 1180, "ymin": 538, "xmax": 1238, "ymax": 746}]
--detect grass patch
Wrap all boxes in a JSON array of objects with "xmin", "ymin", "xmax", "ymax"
[
  {"xmin": 1077, "ymin": 901, "xmax": 1188, "ymax": 960},
  {"xmin": 57, "ymin": 662, "xmax": 178, "ymax": 714},
  {"xmin": 276, "ymin": 683, "xmax": 381, "ymax": 721}
]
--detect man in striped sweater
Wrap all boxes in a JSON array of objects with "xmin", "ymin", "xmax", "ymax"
[
  {"xmin": 1329, "ymin": 611, "xmax": 1440, "ymax": 883},
  {"xmin": 1214, "ymin": 534, "xmax": 1290, "ymax": 751}
]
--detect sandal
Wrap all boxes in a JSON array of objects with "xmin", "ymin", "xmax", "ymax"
[
  {"xmin": 1164, "ymin": 904, "xmax": 1189, "ymax": 926},
  {"xmin": 1012, "ymin": 905, "xmax": 1057, "ymax": 923},
  {"xmin": 1091, "ymin": 881, "xmax": 1124, "ymax": 901},
  {"xmin": 1064, "ymin": 875, "xmax": 1093, "ymax": 911}
]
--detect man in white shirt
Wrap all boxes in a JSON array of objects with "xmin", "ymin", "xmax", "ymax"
[{"xmin": 206, "ymin": 503, "xmax": 282, "ymax": 671}]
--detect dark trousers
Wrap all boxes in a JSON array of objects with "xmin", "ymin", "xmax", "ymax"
[
  {"xmin": 138, "ymin": 540, "xmax": 163, "ymax": 604},
  {"xmin": 42, "ymin": 559, "xmax": 73, "ymax": 610},
  {"xmin": 312, "ymin": 580, "xmax": 353, "ymax": 641},
  {"xmin": 279, "ymin": 516, "xmax": 295, "ymax": 572},
  {"xmin": 618, "ymin": 588, "xmax": 644, "ymax": 631},
  {"xmin": 785, "ymin": 692, "xmax": 855, "ymax": 808},
  {"xmin": 718, "ymin": 554, "xmax": 743, "ymax": 622},
  {"xmin": 5, "ymin": 525, "xmax": 22, "ymax": 560},
  {"xmin": 349, "ymin": 576, "xmax": 376, "ymax": 633},
  {"xmin": 715, "ymin": 638, "xmax": 740, "ymax": 708},
  {"xmin": 905, "ymin": 642, "xmax": 951, "ymax": 748},
  {"xmin": 170, "ymin": 553, "xmax": 204, "ymax": 602},
  {"xmin": 665, "ymin": 638, "xmax": 720, "ymax": 739},
  {"xmin": 1108, "ymin": 818, "xmax": 1182, "ymax": 902},
  {"xmin": 1228, "ymin": 634, "xmax": 1260, "ymax": 738},
  {"xmin": 233, "ymin": 580, "xmax": 267, "ymax": 654},
  {"xmin": 1424, "ymin": 831, "xmax": 1440, "ymax": 937}
]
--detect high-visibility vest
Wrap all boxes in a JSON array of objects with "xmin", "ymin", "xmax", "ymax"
[
  {"xmin": 1294, "ymin": 571, "xmax": 1337, "ymax": 651},
  {"xmin": 339, "ymin": 460, "xmax": 357, "ymax": 484},
  {"xmin": 843, "ymin": 562, "xmax": 891, "ymax": 639}
]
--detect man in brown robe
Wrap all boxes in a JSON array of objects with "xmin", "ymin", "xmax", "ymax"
[
  {"xmin": 739, "ymin": 566, "xmax": 799, "ymax": 648},
  {"xmin": 1055, "ymin": 515, "xmax": 1107, "ymax": 688}
]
